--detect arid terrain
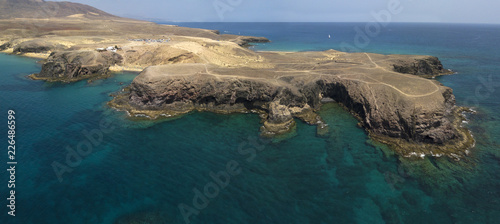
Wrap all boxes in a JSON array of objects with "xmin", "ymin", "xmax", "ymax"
[{"xmin": 0, "ymin": 0, "xmax": 474, "ymax": 158}]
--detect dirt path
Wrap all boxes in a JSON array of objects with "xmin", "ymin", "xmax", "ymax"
[{"xmin": 362, "ymin": 53, "xmax": 441, "ymax": 97}]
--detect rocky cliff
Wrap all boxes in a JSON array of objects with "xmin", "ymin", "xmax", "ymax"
[
  {"xmin": 31, "ymin": 50, "xmax": 123, "ymax": 82},
  {"xmin": 392, "ymin": 56, "xmax": 453, "ymax": 78},
  {"xmin": 13, "ymin": 39, "xmax": 67, "ymax": 54},
  {"xmin": 109, "ymin": 51, "xmax": 474, "ymax": 158}
]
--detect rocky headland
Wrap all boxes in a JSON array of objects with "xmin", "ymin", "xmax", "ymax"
[
  {"xmin": 0, "ymin": 0, "xmax": 474, "ymax": 159},
  {"xmin": 109, "ymin": 51, "xmax": 474, "ymax": 158}
]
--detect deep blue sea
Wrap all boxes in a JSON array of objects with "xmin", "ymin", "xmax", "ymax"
[{"xmin": 1, "ymin": 23, "xmax": 500, "ymax": 224}]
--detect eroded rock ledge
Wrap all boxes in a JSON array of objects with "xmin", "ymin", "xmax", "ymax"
[
  {"xmin": 30, "ymin": 50, "xmax": 123, "ymax": 82},
  {"xmin": 109, "ymin": 50, "xmax": 474, "ymax": 159}
]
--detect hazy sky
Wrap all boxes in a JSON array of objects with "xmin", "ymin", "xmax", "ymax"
[{"xmin": 54, "ymin": 0, "xmax": 499, "ymax": 23}]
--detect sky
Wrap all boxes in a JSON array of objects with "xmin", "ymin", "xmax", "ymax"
[{"xmin": 53, "ymin": 0, "xmax": 500, "ymax": 24}]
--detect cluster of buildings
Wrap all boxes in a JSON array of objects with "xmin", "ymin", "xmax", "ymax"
[
  {"xmin": 96, "ymin": 46, "xmax": 120, "ymax": 53},
  {"xmin": 95, "ymin": 37, "xmax": 171, "ymax": 53},
  {"xmin": 127, "ymin": 38, "xmax": 171, "ymax": 43}
]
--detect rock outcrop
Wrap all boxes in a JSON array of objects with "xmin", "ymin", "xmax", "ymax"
[
  {"xmin": 392, "ymin": 56, "xmax": 452, "ymax": 78},
  {"xmin": 234, "ymin": 36, "xmax": 271, "ymax": 46},
  {"xmin": 261, "ymin": 101, "xmax": 296, "ymax": 136},
  {"xmin": 13, "ymin": 40, "xmax": 66, "ymax": 54},
  {"xmin": 0, "ymin": 41, "xmax": 12, "ymax": 51},
  {"xmin": 31, "ymin": 50, "xmax": 122, "ymax": 82}
]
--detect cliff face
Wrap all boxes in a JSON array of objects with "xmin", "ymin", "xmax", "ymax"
[
  {"xmin": 120, "ymin": 66, "xmax": 456, "ymax": 145},
  {"xmin": 392, "ymin": 56, "xmax": 452, "ymax": 78},
  {"xmin": 109, "ymin": 51, "xmax": 474, "ymax": 158},
  {"xmin": 12, "ymin": 39, "xmax": 66, "ymax": 54},
  {"xmin": 33, "ymin": 50, "xmax": 123, "ymax": 82},
  {"xmin": 124, "ymin": 64, "xmax": 282, "ymax": 113},
  {"xmin": 316, "ymin": 78, "xmax": 457, "ymax": 144}
]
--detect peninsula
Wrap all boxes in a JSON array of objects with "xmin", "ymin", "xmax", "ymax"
[{"xmin": 0, "ymin": 0, "xmax": 474, "ymax": 158}]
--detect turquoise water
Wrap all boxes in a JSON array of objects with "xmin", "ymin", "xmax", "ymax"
[{"xmin": 1, "ymin": 23, "xmax": 500, "ymax": 223}]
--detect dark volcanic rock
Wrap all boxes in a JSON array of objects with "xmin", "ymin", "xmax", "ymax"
[
  {"xmin": 268, "ymin": 101, "xmax": 293, "ymax": 124},
  {"xmin": 34, "ymin": 50, "xmax": 122, "ymax": 82},
  {"xmin": 317, "ymin": 77, "xmax": 458, "ymax": 145},
  {"xmin": 261, "ymin": 101, "xmax": 296, "ymax": 136},
  {"xmin": 393, "ymin": 56, "xmax": 450, "ymax": 77},
  {"xmin": 239, "ymin": 36, "xmax": 271, "ymax": 46},
  {"xmin": 0, "ymin": 41, "xmax": 12, "ymax": 51},
  {"xmin": 228, "ymin": 35, "xmax": 271, "ymax": 46},
  {"xmin": 125, "ymin": 64, "xmax": 280, "ymax": 113},
  {"xmin": 13, "ymin": 40, "xmax": 66, "ymax": 54}
]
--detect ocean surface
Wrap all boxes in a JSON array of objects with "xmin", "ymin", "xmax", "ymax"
[{"xmin": 1, "ymin": 22, "xmax": 500, "ymax": 224}]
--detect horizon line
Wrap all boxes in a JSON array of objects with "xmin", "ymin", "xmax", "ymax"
[{"xmin": 147, "ymin": 20, "xmax": 500, "ymax": 25}]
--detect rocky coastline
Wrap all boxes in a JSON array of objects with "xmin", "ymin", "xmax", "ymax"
[
  {"xmin": 108, "ymin": 52, "xmax": 474, "ymax": 159},
  {"xmin": 0, "ymin": 0, "xmax": 474, "ymax": 159}
]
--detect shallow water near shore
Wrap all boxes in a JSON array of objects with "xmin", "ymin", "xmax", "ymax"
[{"xmin": 1, "ymin": 23, "xmax": 500, "ymax": 223}]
